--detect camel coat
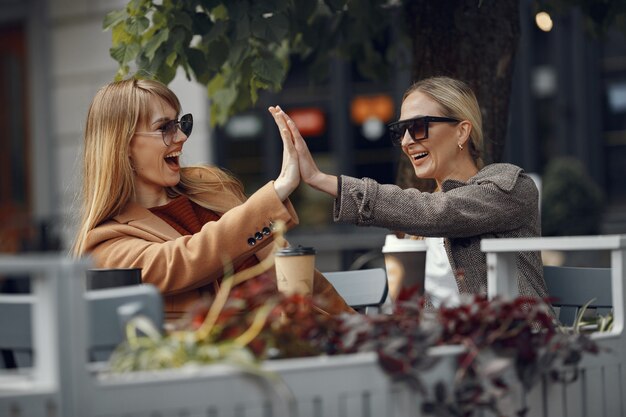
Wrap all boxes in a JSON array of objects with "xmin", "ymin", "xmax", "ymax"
[{"xmin": 84, "ymin": 172, "xmax": 352, "ymax": 320}]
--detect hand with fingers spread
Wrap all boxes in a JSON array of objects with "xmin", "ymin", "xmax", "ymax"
[
  {"xmin": 269, "ymin": 108, "xmax": 339, "ymax": 197},
  {"xmin": 268, "ymin": 106, "xmax": 300, "ymax": 201}
]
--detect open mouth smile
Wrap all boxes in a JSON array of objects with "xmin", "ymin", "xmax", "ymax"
[
  {"xmin": 164, "ymin": 150, "xmax": 181, "ymax": 168},
  {"xmin": 411, "ymin": 151, "xmax": 429, "ymax": 161}
]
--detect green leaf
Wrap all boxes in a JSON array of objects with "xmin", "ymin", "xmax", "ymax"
[
  {"xmin": 110, "ymin": 42, "xmax": 140, "ymax": 66},
  {"xmin": 142, "ymin": 49, "xmax": 166, "ymax": 78},
  {"xmin": 251, "ymin": 0, "xmax": 288, "ymax": 14},
  {"xmin": 211, "ymin": 4, "xmax": 229, "ymax": 21},
  {"xmin": 114, "ymin": 66, "xmax": 129, "ymax": 81},
  {"xmin": 153, "ymin": 9, "xmax": 166, "ymax": 26},
  {"xmin": 111, "ymin": 23, "xmax": 134, "ymax": 45},
  {"xmin": 192, "ymin": 11, "xmax": 214, "ymax": 34},
  {"xmin": 574, "ymin": 298, "xmax": 597, "ymax": 334},
  {"xmin": 127, "ymin": 16, "xmax": 149, "ymax": 37},
  {"xmin": 228, "ymin": 39, "xmax": 249, "ymax": 67},
  {"xmin": 204, "ymin": 38, "xmax": 229, "ymax": 70},
  {"xmin": 156, "ymin": 63, "xmax": 177, "ymax": 84},
  {"xmin": 228, "ymin": 1, "xmax": 250, "ymax": 39},
  {"xmin": 207, "ymin": 72, "xmax": 225, "ymax": 96},
  {"xmin": 144, "ymin": 28, "xmax": 169, "ymax": 60},
  {"xmin": 207, "ymin": 74, "xmax": 238, "ymax": 126},
  {"xmin": 249, "ymin": 76, "xmax": 272, "ymax": 104},
  {"xmin": 166, "ymin": 51, "xmax": 177, "ymax": 67},
  {"xmin": 251, "ymin": 54, "xmax": 285, "ymax": 87},
  {"xmin": 205, "ymin": 20, "xmax": 228, "ymax": 42},
  {"xmin": 236, "ymin": 15, "xmax": 251, "ymax": 40},
  {"xmin": 227, "ymin": 0, "xmax": 249, "ymax": 21},
  {"xmin": 187, "ymin": 47, "xmax": 211, "ymax": 84},
  {"xmin": 251, "ymin": 13, "xmax": 289, "ymax": 43},
  {"xmin": 292, "ymin": 0, "xmax": 318, "ymax": 24},
  {"xmin": 172, "ymin": 11, "xmax": 194, "ymax": 29},
  {"xmin": 323, "ymin": 0, "xmax": 346, "ymax": 13},
  {"xmin": 197, "ymin": 0, "xmax": 222, "ymax": 10},
  {"xmin": 127, "ymin": 0, "xmax": 148, "ymax": 16},
  {"xmin": 233, "ymin": 57, "xmax": 254, "ymax": 109},
  {"xmin": 103, "ymin": 9, "xmax": 127, "ymax": 30},
  {"xmin": 171, "ymin": 27, "xmax": 189, "ymax": 52}
]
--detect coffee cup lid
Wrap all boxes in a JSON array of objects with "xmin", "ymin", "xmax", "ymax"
[
  {"xmin": 382, "ymin": 234, "xmax": 427, "ymax": 253},
  {"xmin": 276, "ymin": 246, "xmax": 316, "ymax": 256}
]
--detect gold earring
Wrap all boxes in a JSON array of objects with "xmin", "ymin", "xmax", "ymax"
[{"xmin": 458, "ymin": 143, "xmax": 463, "ymax": 151}]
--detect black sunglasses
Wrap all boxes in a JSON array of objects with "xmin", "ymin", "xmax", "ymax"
[
  {"xmin": 387, "ymin": 115, "xmax": 459, "ymax": 146},
  {"xmin": 135, "ymin": 113, "xmax": 193, "ymax": 146}
]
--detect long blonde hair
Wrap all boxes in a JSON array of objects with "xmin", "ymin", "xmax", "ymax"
[
  {"xmin": 73, "ymin": 78, "xmax": 243, "ymax": 256},
  {"xmin": 404, "ymin": 76, "xmax": 484, "ymax": 169}
]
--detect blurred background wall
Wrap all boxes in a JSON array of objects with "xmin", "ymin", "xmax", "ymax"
[{"xmin": 1, "ymin": 0, "xmax": 625, "ymax": 271}]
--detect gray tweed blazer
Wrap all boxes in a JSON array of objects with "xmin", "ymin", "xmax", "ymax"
[{"xmin": 334, "ymin": 163, "xmax": 548, "ymax": 301}]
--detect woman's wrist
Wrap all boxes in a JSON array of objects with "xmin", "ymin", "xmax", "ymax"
[
  {"xmin": 273, "ymin": 179, "xmax": 292, "ymax": 201},
  {"xmin": 308, "ymin": 173, "xmax": 338, "ymax": 197}
]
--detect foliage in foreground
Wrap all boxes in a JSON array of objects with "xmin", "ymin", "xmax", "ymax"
[
  {"xmin": 103, "ymin": 0, "xmax": 404, "ymax": 126},
  {"xmin": 110, "ymin": 273, "xmax": 600, "ymax": 417}
]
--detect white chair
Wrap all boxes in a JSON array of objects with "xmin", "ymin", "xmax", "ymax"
[
  {"xmin": 324, "ymin": 268, "xmax": 388, "ymax": 314},
  {"xmin": 481, "ymin": 235, "xmax": 626, "ymax": 416}
]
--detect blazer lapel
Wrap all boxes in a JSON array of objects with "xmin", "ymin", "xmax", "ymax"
[{"xmin": 113, "ymin": 202, "xmax": 182, "ymax": 241}]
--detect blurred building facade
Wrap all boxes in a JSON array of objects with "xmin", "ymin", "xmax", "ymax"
[
  {"xmin": 0, "ymin": 0, "xmax": 212, "ymax": 254},
  {"xmin": 1, "ymin": 0, "xmax": 625, "ymax": 270}
]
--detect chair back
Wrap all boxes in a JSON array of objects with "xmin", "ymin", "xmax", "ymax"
[
  {"xmin": 324, "ymin": 268, "xmax": 388, "ymax": 314},
  {"xmin": 86, "ymin": 268, "xmax": 142, "ymax": 290},
  {"xmin": 86, "ymin": 285, "xmax": 163, "ymax": 361},
  {"xmin": 0, "ymin": 284, "xmax": 163, "ymax": 368},
  {"xmin": 0, "ymin": 294, "xmax": 34, "ymax": 368},
  {"xmin": 543, "ymin": 265, "xmax": 612, "ymax": 326}
]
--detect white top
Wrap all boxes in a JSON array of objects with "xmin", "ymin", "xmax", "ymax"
[{"xmin": 424, "ymin": 237, "xmax": 459, "ymax": 307}]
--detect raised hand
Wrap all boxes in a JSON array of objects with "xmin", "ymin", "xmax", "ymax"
[
  {"xmin": 278, "ymin": 110, "xmax": 338, "ymax": 197},
  {"xmin": 268, "ymin": 106, "xmax": 300, "ymax": 201}
]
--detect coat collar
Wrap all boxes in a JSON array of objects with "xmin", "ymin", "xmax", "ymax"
[
  {"xmin": 113, "ymin": 201, "xmax": 153, "ymax": 223},
  {"xmin": 112, "ymin": 201, "xmax": 182, "ymax": 241},
  {"xmin": 441, "ymin": 163, "xmax": 522, "ymax": 192}
]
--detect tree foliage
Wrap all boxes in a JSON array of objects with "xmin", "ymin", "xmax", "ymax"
[
  {"xmin": 104, "ymin": 0, "xmax": 405, "ymax": 126},
  {"xmin": 104, "ymin": 0, "xmax": 626, "ymax": 179}
]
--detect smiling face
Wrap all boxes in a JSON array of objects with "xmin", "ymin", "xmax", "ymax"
[
  {"xmin": 129, "ymin": 98, "xmax": 187, "ymax": 207},
  {"xmin": 399, "ymin": 91, "xmax": 471, "ymax": 185}
]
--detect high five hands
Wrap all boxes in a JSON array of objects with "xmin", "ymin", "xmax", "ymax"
[
  {"xmin": 268, "ymin": 105, "xmax": 300, "ymax": 201},
  {"xmin": 268, "ymin": 106, "xmax": 338, "ymax": 198}
]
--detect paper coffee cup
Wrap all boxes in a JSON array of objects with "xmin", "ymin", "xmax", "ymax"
[
  {"xmin": 275, "ymin": 246, "xmax": 316, "ymax": 296},
  {"xmin": 382, "ymin": 235, "xmax": 427, "ymax": 301}
]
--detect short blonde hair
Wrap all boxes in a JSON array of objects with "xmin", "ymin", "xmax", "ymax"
[
  {"xmin": 73, "ymin": 79, "xmax": 242, "ymax": 256},
  {"xmin": 404, "ymin": 76, "xmax": 484, "ymax": 168}
]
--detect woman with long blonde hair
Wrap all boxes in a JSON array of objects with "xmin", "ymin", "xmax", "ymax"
[
  {"xmin": 74, "ymin": 78, "xmax": 351, "ymax": 320},
  {"xmin": 273, "ymin": 76, "xmax": 549, "ymax": 307}
]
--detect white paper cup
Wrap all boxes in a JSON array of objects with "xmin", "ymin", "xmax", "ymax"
[
  {"xmin": 382, "ymin": 235, "xmax": 427, "ymax": 301},
  {"xmin": 275, "ymin": 246, "xmax": 316, "ymax": 296}
]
